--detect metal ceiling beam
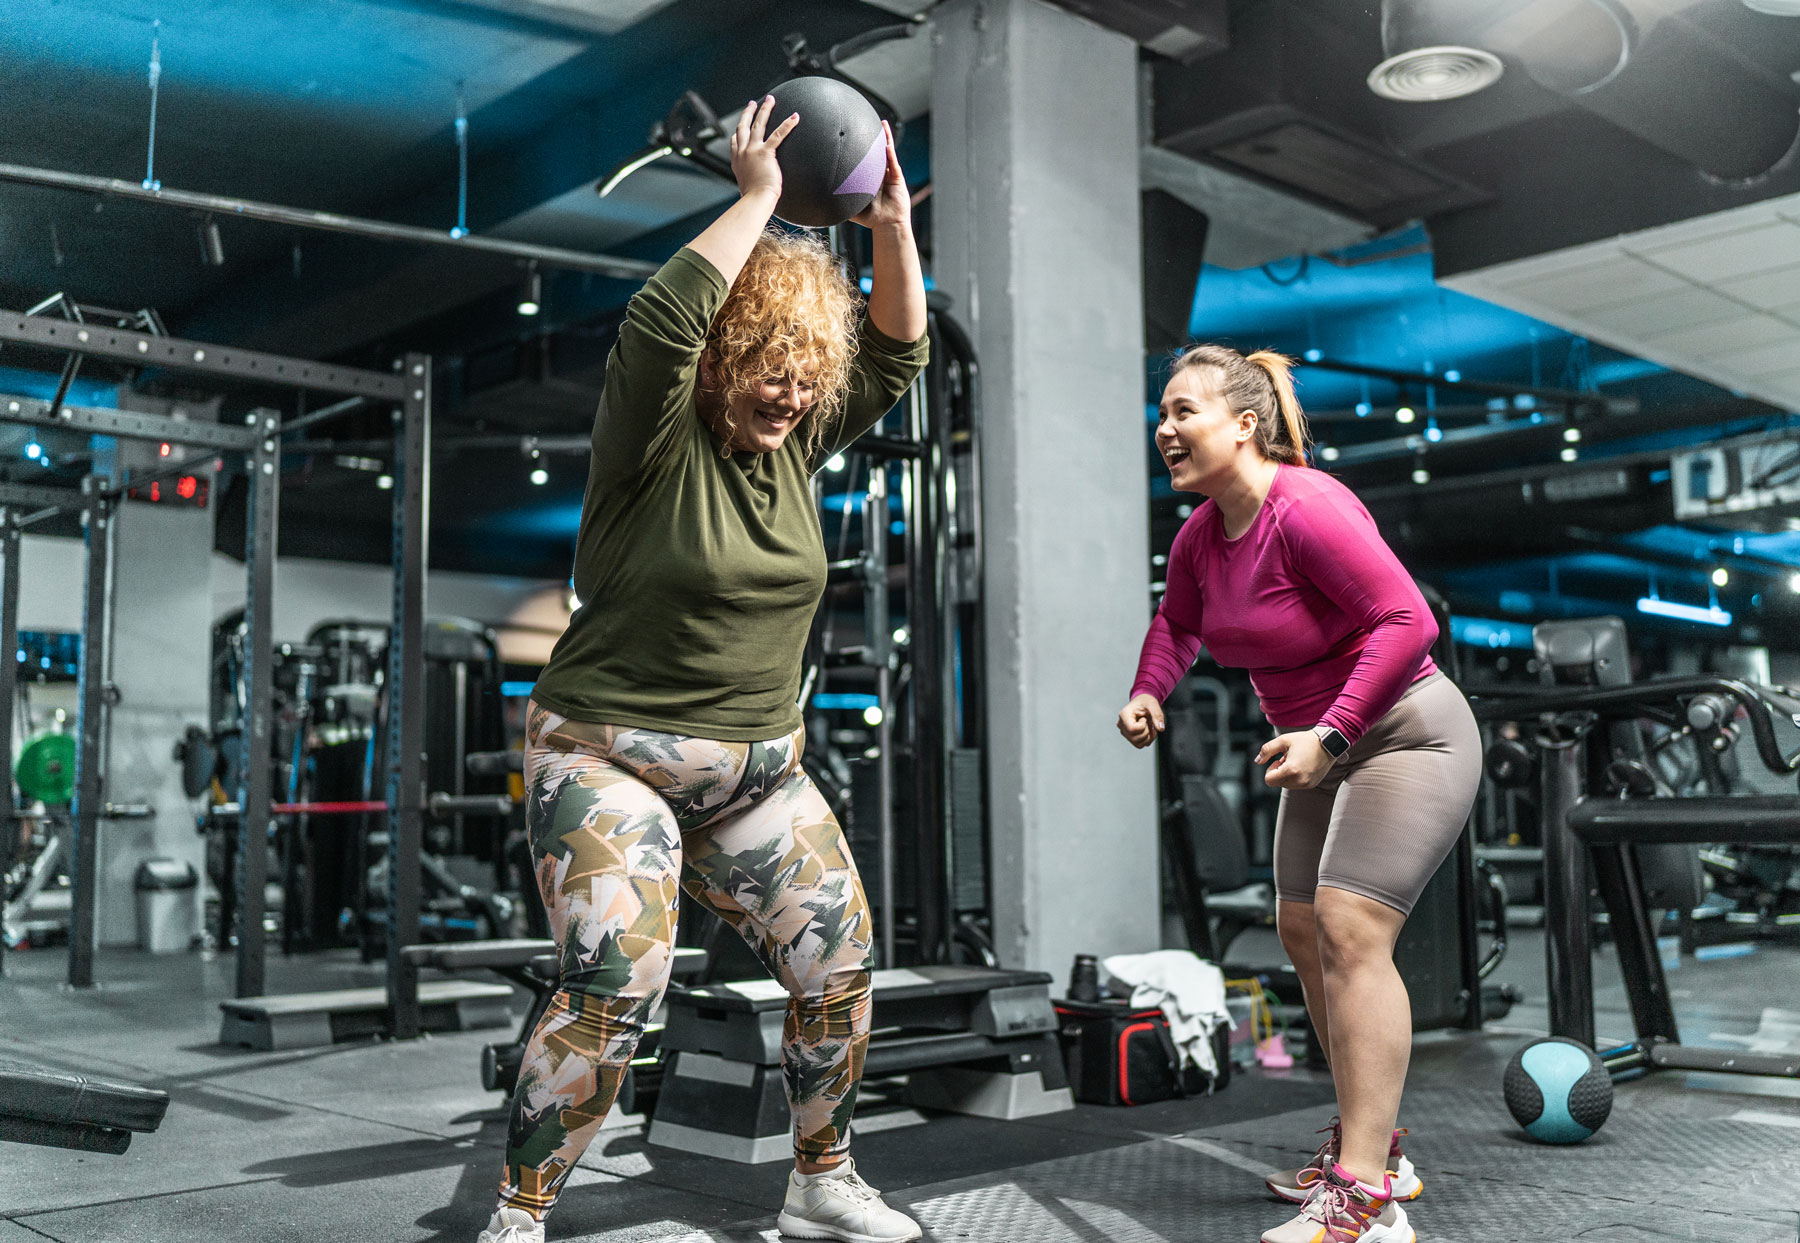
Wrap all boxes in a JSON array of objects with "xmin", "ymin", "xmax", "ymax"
[
  {"xmin": 0, "ymin": 391, "xmax": 260, "ymax": 451},
  {"xmin": 0, "ymin": 161, "xmax": 660, "ymax": 282},
  {"xmin": 0, "ymin": 311, "xmax": 407, "ymax": 402}
]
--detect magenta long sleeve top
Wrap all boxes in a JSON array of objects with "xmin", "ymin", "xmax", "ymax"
[{"xmin": 1132, "ymin": 464, "xmax": 1438, "ymax": 743}]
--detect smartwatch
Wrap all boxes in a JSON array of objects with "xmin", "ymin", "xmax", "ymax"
[{"xmin": 1312, "ymin": 724, "xmax": 1350, "ymax": 759}]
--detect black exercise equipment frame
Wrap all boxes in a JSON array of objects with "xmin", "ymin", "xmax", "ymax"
[
  {"xmin": 1473, "ymin": 675, "xmax": 1800, "ymax": 1079},
  {"xmin": 0, "ymin": 312, "xmax": 433, "ymax": 1040}
]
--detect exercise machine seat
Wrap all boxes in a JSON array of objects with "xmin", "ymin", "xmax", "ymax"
[{"xmin": 0, "ymin": 1058, "xmax": 169, "ymax": 1155}]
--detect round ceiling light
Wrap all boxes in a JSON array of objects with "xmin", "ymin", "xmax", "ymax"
[
  {"xmin": 1368, "ymin": 46, "xmax": 1505, "ymax": 102},
  {"xmin": 1742, "ymin": 0, "xmax": 1800, "ymax": 14}
]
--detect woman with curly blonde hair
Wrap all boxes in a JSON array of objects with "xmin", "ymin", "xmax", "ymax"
[{"xmin": 476, "ymin": 95, "xmax": 927, "ymax": 1243}]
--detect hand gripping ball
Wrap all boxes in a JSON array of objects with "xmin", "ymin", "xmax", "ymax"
[
  {"xmin": 1503, "ymin": 1036, "xmax": 1613, "ymax": 1143},
  {"xmin": 765, "ymin": 76, "xmax": 886, "ymax": 228}
]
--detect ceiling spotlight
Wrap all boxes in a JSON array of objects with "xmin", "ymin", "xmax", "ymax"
[
  {"xmin": 1560, "ymin": 447, "xmax": 1578, "ymax": 462},
  {"xmin": 1395, "ymin": 406, "xmax": 1417, "ymax": 424},
  {"xmin": 518, "ymin": 265, "xmax": 543, "ymax": 317},
  {"xmin": 530, "ymin": 467, "xmax": 549, "ymax": 486},
  {"xmin": 1304, "ymin": 348, "xmax": 1323, "ymax": 362},
  {"xmin": 1424, "ymin": 419, "xmax": 1443, "ymax": 443},
  {"xmin": 198, "ymin": 216, "xmax": 225, "ymax": 267},
  {"xmin": 1789, "ymin": 572, "xmax": 1800, "ymax": 594},
  {"xmin": 825, "ymin": 453, "xmax": 846, "ymax": 473},
  {"xmin": 863, "ymin": 705, "xmax": 885, "ymax": 727},
  {"xmin": 1564, "ymin": 427, "xmax": 1582, "ymax": 443},
  {"xmin": 1368, "ymin": 45, "xmax": 1504, "ymax": 102},
  {"xmin": 376, "ymin": 474, "xmax": 394, "ymax": 490},
  {"xmin": 24, "ymin": 441, "xmax": 41, "ymax": 460},
  {"xmin": 1412, "ymin": 467, "xmax": 1431, "ymax": 484},
  {"xmin": 567, "ymin": 590, "xmax": 581, "ymax": 612},
  {"xmin": 1355, "ymin": 401, "xmax": 1372, "ymax": 417},
  {"xmin": 1743, "ymin": 0, "xmax": 1800, "ymax": 14},
  {"xmin": 1320, "ymin": 445, "xmax": 1341, "ymax": 462},
  {"xmin": 1712, "ymin": 567, "xmax": 1730, "ymax": 587},
  {"xmin": 1443, "ymin": 369, "xmax": 1461, "ymax": 383}
]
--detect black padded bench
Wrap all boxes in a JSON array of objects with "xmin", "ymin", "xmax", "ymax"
[{"xmin": 0, "ymin": 1059, "xmax": 169, "ymax": 1155}]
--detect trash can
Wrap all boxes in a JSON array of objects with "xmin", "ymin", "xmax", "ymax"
[{"xmin": 134, "ymin": 858, "xmax": 199, "ymax": 953}]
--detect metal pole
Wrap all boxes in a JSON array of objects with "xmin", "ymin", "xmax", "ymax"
[
  {"xmin": 1540, "ymin": 732, "xmax": 1594, "ymax": 1047},
  {"xmin": 905, "ymin": 377, "xmax": 949, "ymax": 963},
  {"xmin": 864, "ymin": 464, "xmax": 896, "ymax": 970},
  {"xmin": 0, "ymin": 510, "xmax": 19, "ymax": 977},
  {"xmin": 0, "ymin": 161, "xmax": 660, "ymax": 281},
  {"xmin": 386, "ymin": 355, "xmax": 430, "ymax": 1039},
  {"xmin": 69, "ymin": 479, "xmax": 111, "ymax": 989},
  {"xmin": 236, "ymin": 410, "xmax": 281, "ymax": 999}
]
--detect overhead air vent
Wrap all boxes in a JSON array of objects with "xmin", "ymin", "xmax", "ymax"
[
  {"xmin": 1153, "ymin": 1, "xmax": 1489, "ymax": 227},
  {"xmin": 1045, "ymin": 0, "xmax": 1228, "ymax": 62},
  {"xmin": 1379, "ymin": 0, "xmax": 1800, "ymax": 183},
  {"xmin": 1208, "ymin": 120, "xmax": 1473, "ymax": 220},
  {"xmin": 1367, "ymin": 45, "xmax": 1504, "ymax": 102}
]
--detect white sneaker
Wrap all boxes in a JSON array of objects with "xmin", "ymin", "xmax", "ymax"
[
  {"xmin": 776, "ymin": 1159, "xmax": 922, "ymax": 1243},
  {"xmin": 477, "ymin": 1206, "xmax": 544, "ymax": 1243}
]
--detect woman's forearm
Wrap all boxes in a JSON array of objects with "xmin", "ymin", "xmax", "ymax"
[
  {"xmin": 866, "ymin": 220, "xmax": 926, "ymax": 342},
  {"xmin": 687, "ymin": 187, "xmax": 780, "ymax": 288}
]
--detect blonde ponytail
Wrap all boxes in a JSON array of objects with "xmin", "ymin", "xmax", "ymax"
[{"xmin": 1244, "ymin": 350, "xmax": 1311, "ymax": 464}]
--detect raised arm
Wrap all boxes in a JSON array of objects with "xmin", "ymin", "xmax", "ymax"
[
  {"xmin": 856, "ymin": 122, "xmax": 926, "ymax": 344},
  {"xmin": 686, "ymin": 96, "xmax": 796, "ymax": 284},
  {"xmin": 811, "ymin": 125, "xmax": 930, "ymax": 464},
  {"xmin": 591, "ymin": 97, "xmax": 798, "ymax": 479}
]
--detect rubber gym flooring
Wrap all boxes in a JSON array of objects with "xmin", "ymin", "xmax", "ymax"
[{"xmin": 2, "ymin": 931, "xmax": 1796, "ymax": 1243}]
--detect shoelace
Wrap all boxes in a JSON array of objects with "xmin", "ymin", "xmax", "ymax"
[
  {"xmin": 1296, "ymin": 1116, "xmax": 1343, "ymax": 1182},
  {"xmin": 821, "ymin": 1170, "xmax": 883, "ymax": 1206},
  {"xmin": 1301, "ymin": 1182, "xmax": 1382, "ymax": 1243}
]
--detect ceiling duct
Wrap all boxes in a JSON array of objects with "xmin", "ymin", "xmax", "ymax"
[
  {"xmin": 1153, "ymin": 2, "xmax": 1489, "ymax": 227},
  {"xmin": 1378, "ymin": 0, "xmax": 1800, "ymax": 183},
  {"xmin": 1044, "ymin": 0, "xmax": 1228, "ymax": 62}
]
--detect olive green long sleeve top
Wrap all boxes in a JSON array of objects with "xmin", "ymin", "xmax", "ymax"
[{"xmin": 530, "ymin": 247, "xmax": 929, "ymax": 740}]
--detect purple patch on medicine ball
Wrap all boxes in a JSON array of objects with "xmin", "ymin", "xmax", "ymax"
[{"xmin": 833, "ymin": 132, "xmax": 887, "ymax": 198}]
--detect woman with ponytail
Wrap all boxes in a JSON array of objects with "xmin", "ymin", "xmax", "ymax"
[{"xmin": 1116, "ymin": 345, "xmax": 1480, "ymax": 1243}]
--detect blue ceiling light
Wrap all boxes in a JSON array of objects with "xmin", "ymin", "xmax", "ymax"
[
  {"xmin": 1425, "ymin": 417, "xmax": 1443, "ymax": 442},
  {"xmin": 24, "ymin": 441, "xmax": 42, "ymax": 460},
  {"xmin": 1636, "ymin": 597, "xmax": 1732, "ymax": 626},
  {"xmin": 1304, "ymin": 348, "xmax": 1323, "ymax": 362},
  {"xmin": 1444, "ymin": 369, "xmax": 1461, "ymax": 383}
]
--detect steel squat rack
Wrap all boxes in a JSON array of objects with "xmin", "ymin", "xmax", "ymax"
[{"xmin": 0, "ymin": 309, "xmax": 441, "ymax": 1038}]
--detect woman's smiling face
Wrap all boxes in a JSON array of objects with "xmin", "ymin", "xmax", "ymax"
[{"xmin": 1155, "ymin": 365, "xmax": 1255, "ymax": 493}]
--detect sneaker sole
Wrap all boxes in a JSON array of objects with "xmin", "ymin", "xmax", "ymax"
[
  {"xmin": 775, "ymin": 1210, "xmax": 922, "ymax": 1243},
  {"xmin": 1265, "ymin": 1177, "xmax": 1317, "ymax": 1205}
]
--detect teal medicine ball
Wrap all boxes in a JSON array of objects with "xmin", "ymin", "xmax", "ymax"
[{"xmin": 1503, "ymin": 1037, "xmax": 1613, "ymax": 1143}]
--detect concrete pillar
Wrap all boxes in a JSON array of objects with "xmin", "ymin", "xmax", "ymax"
[
  {"xmin": 932, "ymin": 0, "xmax": 1160, "ymax": 977},
  {"xmin": 100, "ymin": 501, "xmax": 215, "ymax": 948}
]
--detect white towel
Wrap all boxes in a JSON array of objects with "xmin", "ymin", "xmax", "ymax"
[{"xmin": 1101, "ymin": 950, "xmax": 1232, "ymax": 1079}]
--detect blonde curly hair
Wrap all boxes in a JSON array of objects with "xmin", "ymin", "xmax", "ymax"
[{"xmin": 703, "ymin": 228, "xmax": 860, "ymax": 458}]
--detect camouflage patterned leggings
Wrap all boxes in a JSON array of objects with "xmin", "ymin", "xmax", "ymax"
[{"xmin": 497, "ymin": 705, "xmax": 874, "ymax": 1221}]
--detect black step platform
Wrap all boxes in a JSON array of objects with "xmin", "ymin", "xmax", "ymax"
[
  {"xmin": 651, "ymin": 965, "xmax": 1074, "ymax": 1162},
  {"xmin": 0, "ymin": 1059, "xmax": 170, "ymax": 1155},
  {"xmin": 218, "ymin": 979, "xmax": 515, "ymax": 1051}
]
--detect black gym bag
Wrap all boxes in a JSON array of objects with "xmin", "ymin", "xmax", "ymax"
[{"xmin": 1054, "ymin": 998, "xmax": 1230, "ymax": 1106}]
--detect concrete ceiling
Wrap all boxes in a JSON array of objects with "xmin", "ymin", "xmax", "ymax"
[{"xmin": 1443, "ymin": 193, "xmax": 1800, "ymax": 412}]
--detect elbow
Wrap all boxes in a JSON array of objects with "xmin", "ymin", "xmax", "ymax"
[{"xmin": 1418, "ymin": 609, "xmax": 1440, "ymax": 657}]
